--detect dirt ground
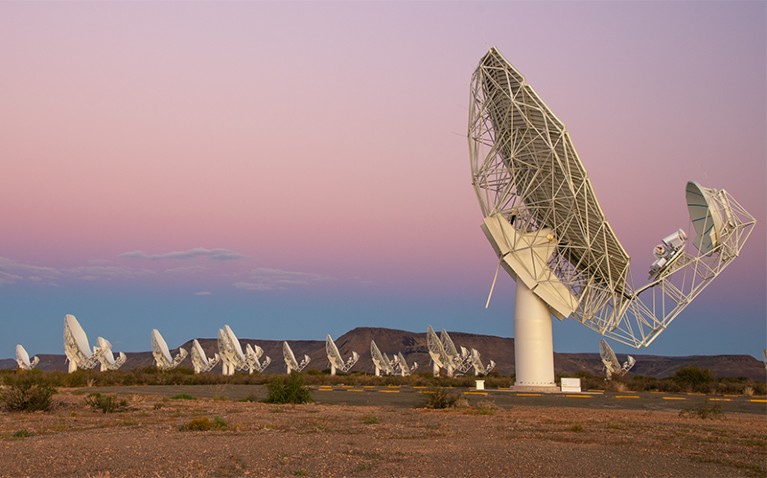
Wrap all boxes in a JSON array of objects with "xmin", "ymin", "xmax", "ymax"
[{"xmin": 0, "ymin": 389, "xmax": 765, "ymax": 478}]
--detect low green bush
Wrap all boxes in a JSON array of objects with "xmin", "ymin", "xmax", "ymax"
[
  {"xmin": 264, "ymin": 372, "xmax": 313, "ymax": 404},
  {"xmin": 85, "ymin": 393, "xmax": 128, "ymax": 413},
  {"xmin": 179, "ymin": 416, "xmax": 228, "ymax": 431},
  {"xmin": 424, "ymin": 388, "xmax": 459, "ymax": 409},
  {"xmin": 0, "ymin": 375, "xmax": 56, "ymax": 412}
]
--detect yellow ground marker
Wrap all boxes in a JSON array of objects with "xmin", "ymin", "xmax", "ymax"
[
  {"xmin": 614, "ymin": 395, "xmax": 640, "ymax": 399},
  {"xmin": 340, "ymin": 385, "xmax": 354, "ymax": 389},
  {"xmin": 387, "ymin": 385, "xmax": 401, "ymax": 388},
  {"xmin": 413, "ymin": 386, "xmax": 427, "ymax": 389},
  {"xmin": 565, "ymin": 394, "xmax": 591, "ymax": 399},
  {"xmin": 516, "ymin": 393, "xmax": 543, "ymax": 397},
  {"xmin": 464, "ymin": 391, "xmax": 488, "ymax": 396},
  {"xmin": 662, "ymin": 397, "xmax": 687, "ymax": 401},
  {"xmin": 650, "ymin": 391, "xmax": 664, "ymax": 394},
  {"xmin": 749, "ymin": 399, "xmax": 767, "ymax": 403},
  {"xmin": 687, "ymin": 392, "xmax": 706, "ymax": 396},
  {"xmin": 378, "ymin": 389, "xmax": 400, "ymax": 393},
  {"xmin": 317, "ymin": 388, "xmax": 333, "ymax": 392},
  {"xmin": 587, "ymin": 389, "xmax": 605, "ymax": 393},
  {"xmin": 708, "ymin": 398, "xmax": 731, "ymax": 402}
]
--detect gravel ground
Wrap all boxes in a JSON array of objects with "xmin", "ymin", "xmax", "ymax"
[{"xmin": 0, "ymin": 389, "xmax": 764, "ymax": 477}]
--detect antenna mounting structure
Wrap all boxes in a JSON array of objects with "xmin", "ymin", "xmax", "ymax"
[{"xmin": 469, "ymin": 47, "xmax": 756, "ymax": 389}]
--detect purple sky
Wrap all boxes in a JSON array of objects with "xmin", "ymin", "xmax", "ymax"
[{"xmin": 1, "ymin": 2, "xmax": 764, "ymax": 361}]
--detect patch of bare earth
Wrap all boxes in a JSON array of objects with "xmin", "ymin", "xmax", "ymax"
[{"xmin": 0, "ymin": 390, "xmax": 764, "ymax": 477}]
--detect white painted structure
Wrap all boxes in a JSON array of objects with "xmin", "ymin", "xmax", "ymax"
[
  {"xmin": 283, "ymin": 341, "xmax": 310, "ymax": 373},
  {"xmin": 63, "ymin": 314, "xmax": 102, "ymax": 373},
  {"xmin": 426, "ymin": 326, "xmax": 472, "ymax": 377},
  {"xmin": 325, "ymin": 335, "xmax": 358, "ymax": 375},
  {"xmin": 469, "ymin": 348, "xmax": 495, "ymax": 376},
  {"xmin": 190, "ymin": 339, "xmax": 220, "ymax": 374},
  {"xmin": 469, "ymin": 47, "xmax": 756, "ymax": 389},
  {"xmin": 245, "ymin": 343, "xmax": 271, "ymax": 374},
  {"xmin": 95, "ymin": 336, "xmax": 127, "ymax": 372},
  {"xmin": 370, "ymin": 340, "xmax": 395, "ymax": 376},
  {"xmin": 393, "ymin": 352, "xmax": 418, "ymax": 377},
  {"xmin": 15, "ymin": 344, "xmax": 39, "ymax": 370},
  {"xmin": 599, "ymin": 339, "xmax": 636, "ymax": 381},
  {"xmin": 151, "ymin": 329, "xmax": 188, "ymax": 371}
]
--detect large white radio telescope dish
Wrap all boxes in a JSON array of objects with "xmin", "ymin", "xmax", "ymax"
[
  {"xmin": 151, "ymin": 329, "xmax": 188, "ymax": 371},
  {"xmin": 283, "ymin": 341, "xmax": 310, "ymax": 373},
  {"xmin": 370, "ymin": 340, "xmax": 395, "ymax": 377},
  {"xmin": 15, "ymin": 344, "xmax": 39, "ymax": 370},
  {"xmin": 64, "ymin": 314, "xmax": 100, "ymax": 373},
  {"xmin": 469, "ymin": 47, "xmax": 756, "ymax": 389},
  {"xmin": 95, "ymin": 336, "xmax": 127, "ymax": 372},
  {"xmin": 190, "ymin": 339, "xmax": 220, "ymax": 374},
  {"xmin": 599, "ymin": 339, "xmax": 635, "ymax": 381},
  {"xmin": 218, "ymin": 325, "xmax": 247, "ymax": 376},
  {"xmin": 325, "ymin": 335, "xmax": 358, "ymax": 375}
]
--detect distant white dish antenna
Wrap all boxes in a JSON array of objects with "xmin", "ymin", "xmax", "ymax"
[
  {"xmin": 15, "ymin": 344, "xmax": 39, "ymax": 370},
  {"xmin": 64, "ymin": 314, "xmax": 102, "ymax": 373},
  {"xmin": 190, "ymin": 339, "xmax": 220, "ymax": 374},
  {"xmin": 283, "ymin": 341, "xmax": 310, "ymax": 373},
  {"xmin": 393, "ymin": 352, "xmax": 418, "ymax": 377},
  {"xmin": 325, "ymin": 335, "xmax": 359, "ymax": 375},
  {"xmin": 469, "ymin": 348, "xmax": 495, "ymax": 376},
  {"xmin": 151, "ymin": 329, "xmax": 188, "ymax": 371},
  {"xmin": 245, "ymin": 343, "xmax": 271, "ymax": 374},
  {"xmin": 217, "ymin": 325, "xmax": 249, "ymax": 375},
  {"xmin": 469, "ymin": 47, "xmax": 756, "ymax": 388},
  {"xmin": 599, "ymin": 339, "xmax": 635, "ymax": 380},
  {"xmin": 370, "ymin": 340, "xmax": 396, "ymax": 376},
  {"xmin": 425, "ymin": 326, "xmax": 472, "ymax": 377},
  {"xmin": 95, "ymin": 336, "xmax": 127, "ymax": 372}
]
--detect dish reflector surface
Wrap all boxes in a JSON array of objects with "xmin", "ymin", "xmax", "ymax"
[
  {"xmin": 65, "ymin": 314, "xmax": 91, "ymax": 356},
  {"xmin": 686, "ymin": 181, "xmax": 725, "ymax": 254}
]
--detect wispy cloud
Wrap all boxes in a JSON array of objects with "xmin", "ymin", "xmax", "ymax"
[
  {"xmin": 194, "ymin": 291, "xmax": 212, "ymax": 296},
  {"xmin": 233, "ymin": 267, "xmax": 332, "ymax": 291},
  {"xmin": 121, "ymin": 248, "xmax": 246, "ymax": 261},
  {"xmin": 163, "ymin": 265, "xmax": 208, "ymax": 274},
  {"xmin": 66, "ymin": 265, "xmax": 155, "ymax": 281},
  {"xmin": 0, "ymin": 257, "xmax": 62, "ymax": 285},
  {"xmin": 0, "ymin": 257, "xmax": 156, "ymax": 286},
  {"xmin": 0, "ymin": 270, "xmax": 23, "ymax": 285}
]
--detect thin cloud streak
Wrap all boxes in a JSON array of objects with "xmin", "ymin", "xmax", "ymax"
[
  {"xmin": 121, "ymin": 248, "xmax": 246, "ymax": 261},
  {"xmin": 233, "ymin": 267, "xmax": 332, "ymax": 291}
]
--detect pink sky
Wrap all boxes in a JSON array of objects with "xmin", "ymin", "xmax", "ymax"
[{"xmin": 0, "ymin": 2, "xmax": 764, "ymax": 358}]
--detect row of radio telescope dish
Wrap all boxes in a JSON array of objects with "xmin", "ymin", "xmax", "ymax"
[
  {"xmin": 15, "ymin": 315, "xmax": 630, "ymax": 378},
  {"xmin": 426, "ymin": 325, "xmax": 495, "ymax": 377},
  {"xmin": 52, "ymin": 315, "xmax": 416, "ymax": 376},
  {"xmin": 469, "ymin": 47, "xmax": 756, "ymax": 389}
]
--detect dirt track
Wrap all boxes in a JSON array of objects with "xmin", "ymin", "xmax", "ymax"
[{"xmin": 0, "ymin": 388, "xmax": 765, "ymax": 477}]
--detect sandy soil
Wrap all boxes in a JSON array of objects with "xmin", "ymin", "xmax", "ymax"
[{"xmin": 0, "ymin": 389, "xmax": 764, "ymax": 477}]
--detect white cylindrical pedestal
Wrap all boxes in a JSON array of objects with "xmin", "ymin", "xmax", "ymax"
[
  {"xmin": 514, "ymin": 276, "xmax": 556, "ymax": 387},
  {"xmin": 475, "ymin": 380, "xmax": 485, "ymax": 390}
]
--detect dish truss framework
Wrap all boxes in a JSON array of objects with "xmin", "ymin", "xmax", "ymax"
[{"xmin": 469, "ymin": 47, "xmax": 756, "ymax": 388}]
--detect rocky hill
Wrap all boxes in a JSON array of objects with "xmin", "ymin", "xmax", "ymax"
[{"xmin": 2, "ymin": 327, "xmax": 764, "ymax": 381}]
